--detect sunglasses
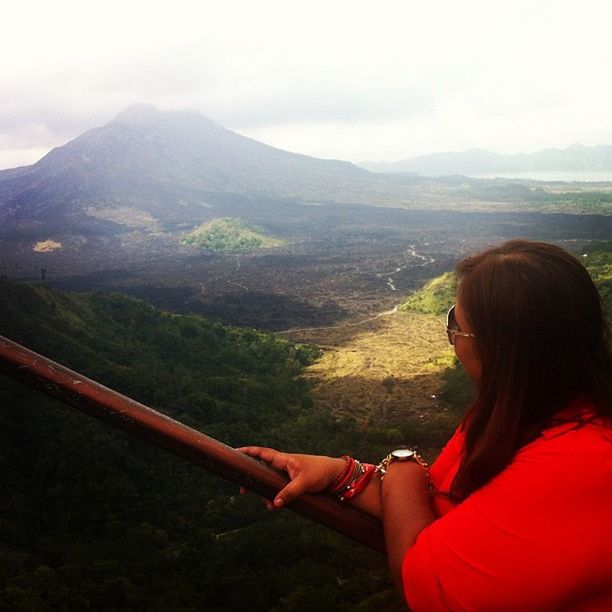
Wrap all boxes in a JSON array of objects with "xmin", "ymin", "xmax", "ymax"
[{"xmin": 446, "ymin": 305, "xmax": 476, "ymax": 345}]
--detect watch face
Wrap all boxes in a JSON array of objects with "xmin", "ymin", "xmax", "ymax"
[{"xmin": 391, "ymin": 449, "xmax": 415, "ymax": 460}]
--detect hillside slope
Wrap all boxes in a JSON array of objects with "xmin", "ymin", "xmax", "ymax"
[{"xmin": 0, "ymin": 282, "xmax": 317, "ymax": 439}]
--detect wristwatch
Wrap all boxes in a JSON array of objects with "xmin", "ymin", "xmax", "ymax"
[{"xmin": 375, "ymin": 448, "xmax": 428, "ymax": 479}]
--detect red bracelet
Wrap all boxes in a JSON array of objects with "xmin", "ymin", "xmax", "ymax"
[
  {"xmin": 332, "ymin": 458, "xmax": 362, "ymax": 495},
  {"xmin": 329, "ymin": 456, "xmax": 355, "ymax": 493},
  {"xmin": 340, "ymin": 463, "xmax": 376, "ymax": 502}
]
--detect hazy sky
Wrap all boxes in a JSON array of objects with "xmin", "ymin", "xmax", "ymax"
[{"xmin": 2, "ymin": 0, "xmax": 612, "ymax": 169}]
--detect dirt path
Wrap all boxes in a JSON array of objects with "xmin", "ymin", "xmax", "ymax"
[{"xmin": 285, "ymin": 310, "xmax": 453, "ymax": 426}]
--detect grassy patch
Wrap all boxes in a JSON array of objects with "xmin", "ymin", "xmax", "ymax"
[
  {"xmin": 398, "ymin": 271, "xmax": 456, "ymax": 315},
  {"xmin": 182, "ymin": 217, "xmax": 285, "ymax": 251}
]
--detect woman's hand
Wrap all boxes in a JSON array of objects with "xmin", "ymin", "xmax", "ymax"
[{"xmin": 238, "ymin": 446, "xmax": 346, "ymax": 508}]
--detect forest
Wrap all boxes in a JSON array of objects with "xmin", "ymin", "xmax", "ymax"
[{"xmin": 0, "ymin": 242, "xmax": 609, "ymax": 611}]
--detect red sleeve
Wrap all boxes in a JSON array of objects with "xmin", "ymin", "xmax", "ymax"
[
  {"xmin": 402, "ymin": 424, "xmax": 612, "ymax": 611},
  {"xmin": 428, "ymin": 425, "xmax": 463, "ymax": 490}
]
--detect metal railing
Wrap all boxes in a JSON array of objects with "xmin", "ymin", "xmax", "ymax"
[{"xmin": 0, "ymin": 334, "xmax": 385, "ymax": 553}]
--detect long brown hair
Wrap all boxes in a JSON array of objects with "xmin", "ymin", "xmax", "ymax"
[{"xmin": 451, "ymin": 239, "xmax": 612, "ymax": 501}]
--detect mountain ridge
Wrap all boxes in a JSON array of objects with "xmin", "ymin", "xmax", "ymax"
[
  {"xmin": 359, "ymin": 143, "xmax": 612, "ymax": 176},
  {"xmin": 2, "ymin": 104, "xmax": 612, "ymax": 242}
]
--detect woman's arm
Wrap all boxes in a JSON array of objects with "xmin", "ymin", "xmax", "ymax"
[
  {"xmin": 379, "ymin": 462, "xmax": 436, "ymax": 590},
  {"xmin": 238, "ymin": 446, "xmax": 437, "ymax": 582},
  {"xmin": 238, "ymin": 446, "xmax": 384, "ymax": 517},
  {"xmin": 239, "ymin": 446, "xmax": 450, "ymax": 604}
]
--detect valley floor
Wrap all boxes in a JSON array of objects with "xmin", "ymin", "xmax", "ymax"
[{"xmin": 283, "ymin": 310, "xmax": 455, "ymax": 428}]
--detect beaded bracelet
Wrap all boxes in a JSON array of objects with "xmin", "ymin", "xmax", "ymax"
[
  {"xmin": 332, "ymin": 458, "xmax": 364, "ymax": 497},
  {"xmin": 328, "ymin": 457, "xmax": 376, "ymax": 503},
  {"xmin": 329, "ymin": 455, "xmax": 355, "ymax": 493},
  {"xmin": 339, "ymin": 463, "xmax": 376, "ymax": 502}
]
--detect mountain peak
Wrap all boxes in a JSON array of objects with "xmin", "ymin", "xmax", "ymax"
[
  {"xmin": 566, "ymin": 143, "xmax": 587, "ymax": 151},
  {"xmin": 112, "ymin": 103, "xmax": 165, "ymax": 125}
]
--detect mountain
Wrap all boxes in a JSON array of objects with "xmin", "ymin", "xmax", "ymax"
[
  {"xmin": 2, "ymin": 106, "xmax": 611, "ymax": 242},
  {"xmin": 0, "ymin": 104, "xmax": 373, "ymax": 237},
  {"xmin": 360, "ymin": 144, "xmax": 612, "ymax": 176}
]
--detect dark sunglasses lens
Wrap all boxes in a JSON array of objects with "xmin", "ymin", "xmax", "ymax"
[
  {"xmin": 446, "ymin": 305, "xmax": 456, "ymax": 345},
  {"xmin": 447, "ymin": 305, "xmax": 456, "ymax": 327}
]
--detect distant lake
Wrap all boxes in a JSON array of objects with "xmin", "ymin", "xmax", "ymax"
[{"xmin": 470, "ymin": 170, "xmax": 612, "ymax": 183}]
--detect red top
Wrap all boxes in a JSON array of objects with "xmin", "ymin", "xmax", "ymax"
[{"xmin": 403, "ymin": 403, "xmax": 612, "ymax": 611}]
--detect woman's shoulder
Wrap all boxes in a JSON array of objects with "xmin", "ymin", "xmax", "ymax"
[
  {"xmin": 513, "ymin": 403, "xmax": 611, "ymax": 488},
  {"xmin": 537, "ymin": 400, "xmax": 612, "ymax": 452}
]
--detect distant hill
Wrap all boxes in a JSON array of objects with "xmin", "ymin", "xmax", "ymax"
[
  {"xmin": 360, "ymin": 144, "xmax": 612, "ymax": 176},
  {"xmin": 0, "ymin": 104, "xmax": 375, "ymax": 237}
]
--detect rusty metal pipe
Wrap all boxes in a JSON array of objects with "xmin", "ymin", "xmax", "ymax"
[{"xmin": 0, "ymin": 334, "xmax": 385, "ymax": 553}]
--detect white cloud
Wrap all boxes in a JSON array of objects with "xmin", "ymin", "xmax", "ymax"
[{"xmin": 1, "ymin": 0, "xmax": 612, "ymax": 168}]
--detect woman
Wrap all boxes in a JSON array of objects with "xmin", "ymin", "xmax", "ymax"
[{"xmin": 241, "ymin": 240, "xmax": 612, "ymax": 611}]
